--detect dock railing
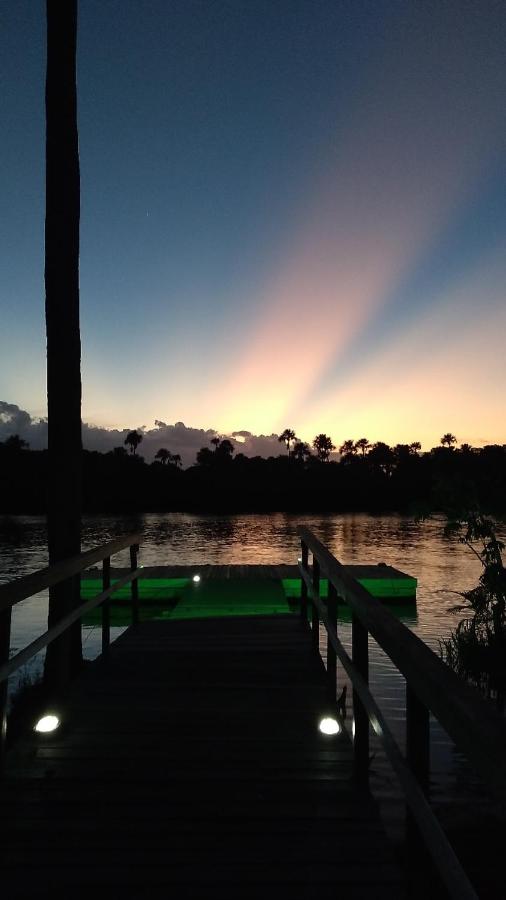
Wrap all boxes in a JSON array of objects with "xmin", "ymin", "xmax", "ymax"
[
  {"xmin": 298, "ymin": 525, "xmax": 506, "ymax": 900},
  {"xmin": 0, "ymin": 533, "xmax": 142, "ymax": 766}
]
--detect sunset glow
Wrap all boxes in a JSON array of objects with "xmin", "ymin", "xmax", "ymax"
[{"xmin": 1, "ymin": 2, "xmax": 504, "ymax": 453}]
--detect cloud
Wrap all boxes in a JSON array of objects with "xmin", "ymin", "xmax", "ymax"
[
  {"xmin": 230, "ymin": 430, "xmax": 284, "ymax": 458},
  {"xmin": 0, "ymin": 401, "xmax": 48, "ymax": 447},
  {"xmin": 0, "ymin": 401, "xmax": 286, "ymax": 467}
]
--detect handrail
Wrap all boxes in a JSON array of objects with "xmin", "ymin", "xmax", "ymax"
[
  {"xmin": 299, "ymin": 563, "xmax": 477, "ymax": 900},
  {"xmin": 298, "ymin": 525, "xmax": 506, "ymax": 803},
  {"xmin": 0, "ymin": 533, "xmax": 142, "ymax": 612},
  {"xmin": 0, "ymin": 533, "xmax": 142, "ymax": 769},
  {"xmin": 0, "ymin": 567, "xmax": 142, "ymax": 686},
  {"xmin": 298, "ymin": 526, "xmax": 506, "ymax": 900}
]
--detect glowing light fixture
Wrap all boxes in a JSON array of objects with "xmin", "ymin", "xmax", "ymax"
[
  {"xmin": 193, "ymin": 574, "xmax": 201, "ymax": 583},
  {"xmin": 318, "ymin": 716, "xmax": 341, "ymax": 735},
  {"xmin": 34, "ymin": 715, "xmax": 60, "ymax": 734}
]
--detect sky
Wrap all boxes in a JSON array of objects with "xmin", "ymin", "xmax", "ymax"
[{"xmin": 1, "ymin": 0, "xmax": 505, "ymax": 460}]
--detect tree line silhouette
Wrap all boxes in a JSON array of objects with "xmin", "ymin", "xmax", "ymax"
[{"xmin": 1, "ymin": 429, "xmax": 505, "ymax": 515}]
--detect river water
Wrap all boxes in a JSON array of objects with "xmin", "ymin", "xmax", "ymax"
[{"xmin": 1, "ymin": 511, "xmax": 503, "ymax": 873}]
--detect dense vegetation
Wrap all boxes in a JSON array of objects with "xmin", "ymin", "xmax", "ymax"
[
  {"xmin": 441, "ymin": 513, "xmax": 506, "ymax": 709},
  {"xmin": 1, "ymin": 432, "xmax": 505, "ymax": 514}
]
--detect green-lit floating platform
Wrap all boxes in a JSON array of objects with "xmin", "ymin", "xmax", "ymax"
[{"xmin": 81, "ymin": 563, "xmax": 417, "ymax": 626}]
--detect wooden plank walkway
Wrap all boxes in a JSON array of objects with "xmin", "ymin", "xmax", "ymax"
[{"xmin": 0, "ymin": 615, "xmax": 405, "ymax": 899}]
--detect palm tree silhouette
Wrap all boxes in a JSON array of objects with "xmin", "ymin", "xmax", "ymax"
[
  {"xmin": 312, "ymin": 434, "xmax": 335, "ymax": 462},
  {"xmin": 355, "ymin": 437, "xmax": 371, "ymax": 456},
  {"xmin": 292, "ymin": 441, "xmax": 311, "ymax": 462},
  {"xmin": 278, "ymin": 428, "xmax": 297, "ymax": 457},
  {"xmin": 125, "ymin": 430, "xmax": 143, "ymax": 455},
  {"xmin": 440, "ymin": 433, "xmax": 457, "ymax": 449},
  {"xmin": 409, "ymin": 441, "xmax": 421, "ymax": 455},
  {"xmin": 155, "ymin": 447, "xmax": 171, "ymax": 465},
  {"xmin": 338, "ymin": 439, "xmax": 355, "ymax": 460}
]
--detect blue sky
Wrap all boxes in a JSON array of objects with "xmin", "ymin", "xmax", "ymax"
[{"xmin": 1, "ymin": 0, "xmax": 505, "ymax": 451}]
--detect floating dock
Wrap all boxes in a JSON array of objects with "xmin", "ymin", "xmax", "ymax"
[{"xmin": 81, "ymin": 563, "xmax": 417, "ymax": 625}]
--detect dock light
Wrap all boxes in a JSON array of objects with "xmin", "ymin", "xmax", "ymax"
[
  {"xmin": 319, "ymin": 716, "xmax": 341, "ymax": 736},
  {"xmin": 34, "ymin": 715, "xmax": 60, "ymax": 734},
  {"xmin": 192, "ymin": 574, "xmax": 201, "ymax": 583}
]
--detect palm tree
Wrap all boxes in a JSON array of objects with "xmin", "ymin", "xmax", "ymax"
[
  {"xmin": 125, "ymin": 430, "xmax": 143, "ymax": 455},
  {"xmin": 312, "ymin": 434, "xmax": 335, "ymax": 462},
  {"xmin": 292, "ymin": 441, "xmax": 311, "ymax": 462},
  {"xmin": 441, "ymin": 433, "xmax": 457, "ymax": 449},
  {"xmin": 393, "ymin": 443, "xmax": 411, "ymax": 463},
  {"xmin": 409, "ymin": 441, "xmax": 421, "ymax": 455},
  {"xmin": 338, "ymin": 439, "xmax": 355, "ymax": 460},
  {"xmin": 155, "ymin": 447, "xmax": 171, "ymax": 465},
  {"xmin": 44, "ymin": 0, "xmax": 82, "ymax": 685},
  {"xmin": 171, "ymin": 453, "xmax": 182, "ymax": 468},
  {"xmin": 368, "ymin": 441, "xmax": 395, "ymax": 475},
  {"xmin": 278, "ymin": 428, "xmax": 297, "ymax": 457},
  {"xmin": 355, "ymin": 437, "xmax": 371, "ymax": 457}
]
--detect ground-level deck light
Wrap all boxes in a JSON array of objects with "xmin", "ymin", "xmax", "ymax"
[
  {"xmin": 318, "ymin": 716, "xmax": 341, "ymax": 735},
  {"xmin": 34, "ymin": 714, "xmax": 60, "ymax": 734},
  {"xmin": 192, "ymin": 574, "xmax": 201, "ymax": 583}
]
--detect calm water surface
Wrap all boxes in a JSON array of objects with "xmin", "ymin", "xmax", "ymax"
[{"xmin": 1, "ymin": 511, "xmax": 503, "ymax": 850}]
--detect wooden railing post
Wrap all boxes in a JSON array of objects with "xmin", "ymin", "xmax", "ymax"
[
  {"xmin": 130, "ymin": 544, "xmax": 139, "ymax": 625},
  {"xmin": 311, "ymin": 557, "xmax": 320, "ymax": 653},
  {"xmin": 352, "ymin": 613, "xmax": 369, "ymax": 788},
  {"xmin": 406, "ymin": 683, "xmax": 430, "ymax": 851},
  {"xmin": 406, "ymin": 684, "xmax": 430, "ymax": 792},
  {"xmin": 0, "ymin": 607, "xmax": 12, "ymax": 772},
  {"xmin": 326, "ymin": 582, "xmax": 337, "ymax": 703},
  {"xmin": 300, "ymin": 541, "xmax": 308, "ymax": 622},
  {"xmin": 101, "ymin": 556, "xmax": 111, "ymax": 656}
]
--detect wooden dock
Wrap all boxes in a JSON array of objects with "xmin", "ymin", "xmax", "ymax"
[{"xmin": 1, "ymin": 614, "xmax": 404, "ymax": 899}]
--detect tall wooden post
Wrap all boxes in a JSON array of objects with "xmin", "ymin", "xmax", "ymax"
[
  {"xmin": 0, "ymin": 608, "xmax": 12, "ymax": 771},
  {"xmin": 311, "ymin": 558, "xmax": 320, "ymax": 654},
  {"xmin": 326, "ymin": 582, "xmax": 337, "ymax": 703},
  {"xmin": 300, "ymin": 541, "xmax": 308, "ymax": 622},
  {"xmin": 406, "ymin": 684, "xmax": 430, "ymax": 851},
  {"xmin": 130, "ymin": 545, "xmax": 140, "ymax": 625},
  {"xmin": 352, "ymin": 614, "xmax": 369, "ymax": 788},
  {"xmin": 102, "ymin": 557, "xmax": 111, "ymax": 656},
  {"xmin": 44, "ymin": 0, "xmax": 82, "ymax": 686}
]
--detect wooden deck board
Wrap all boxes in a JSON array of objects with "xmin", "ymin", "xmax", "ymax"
[{"xmin": 1, "ymin": 615, "xmax": 405, "ymax": 898}]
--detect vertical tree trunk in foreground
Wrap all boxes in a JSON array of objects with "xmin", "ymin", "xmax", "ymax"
[{"xmin": 44, "ymin": 0, "xmax": 82, "ymax": 686}]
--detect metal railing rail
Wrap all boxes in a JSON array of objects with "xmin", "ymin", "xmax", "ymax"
[{"xmin": 298, "ymin": 525, "xmax": 506, "ymax": 900}]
